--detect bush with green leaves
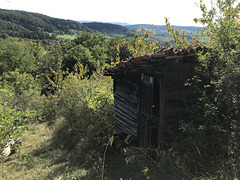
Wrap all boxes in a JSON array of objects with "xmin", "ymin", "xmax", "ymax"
[
  {"xmin": 0, "ymin": 89, "xmax": 34, "ymax": 146},
  {"xmin": 165, "ymin": 0, "xmax": 240, "ymax": 178},
  {"xmin": 1, "ymin": 70, "xmax": 42, "ymax": 114},
  {"xmin": 0, "ymin": 70, "xmax": 43, "ymax": 146},
  {"xmin": 44, "ymin": 66, "xmax": 114, "ymax": 169},
  {"xmin": 0, "ymin": 37, "xmax": 43, "ymax": 76}
]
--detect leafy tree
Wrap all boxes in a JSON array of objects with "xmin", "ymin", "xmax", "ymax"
[
  {"xmin": 0, "ymin": 38, "xmax": 39, "ymax": 75},
  {"xmin": 166, "ymin": 0, "xmax": 240, "ymax": 177},
  {"xmin": 1, "ymin": 70, "xmax": 41, "ymax": 113},
  {"xmin": 63, "ymin": 44, "xmax": 94, "ymax": 72},
  {"xmin": 91, "ymin": 45, "xmax": 108, "ymax": 67},
  {"xmin": 0, "ymin": 37, "xmax": 64, "ymax": 91},
  {"xmin": 37, "ymin": 42, "xmax": 63, "ymax": 90},
  {"xmin": 111, "ymin": 27, "xmax": 160, "ymax": 63},
  {"xmin": 62, "ymin": 32, "xmax": 109, "ymax": 73},
  {"xmin": 74, "ymin": 32, "xmax": 107, "ymax": 49},
  {"xmin": 107, "ymin": 38, "xmax": 132, "ymax": 63},
  {"xmin": 194, "ymin": 0, "xmax": 240, "ymax": 176},
  {"xmin": 165, "ymin": 17, "xmax": 189, "ymax": 48},
  {"xmin": 74, "ymin": 31, "xmax": 93, "ymax": 47}
]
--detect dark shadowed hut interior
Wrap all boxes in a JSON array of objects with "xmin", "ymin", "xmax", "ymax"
[{"xmin": 105, "ymin": 46, "xmax": 207, "ymax": 148}]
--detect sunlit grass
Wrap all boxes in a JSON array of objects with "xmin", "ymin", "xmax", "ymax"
[
  {"xmin": 0, "ymin": 121, "xmax": 90, "ymax": 179},
  {"xmin": 56, "ymin": 34, "xmax": 77, "ymax": 40}
]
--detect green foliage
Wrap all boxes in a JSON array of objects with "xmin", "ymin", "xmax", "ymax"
[
  {"xmin": 110, "ymin": 27, "xmax": 160, "ymax": 63},
  {"xmin": 1, "ymin": 70, "xmax": 41, "ymax": 112},
  {"xmin": 0, "ymin": 38, "xmax": 46, "ymax": 145},
  {"xmin": 43, "ymin": 66, "xmax": 114, "ymax": 171},
  {"xmin": 0, "ymin": 89, "xmax": 34, "ymax": 146},
  {"xmin": 62, "ymin": 32, "xmax": 115, "ymax": 74},
  {"xmin": 56, "ymin": 28, "xmax": 161, "ymax": 75},
  {"xmin": 37, "ymin": 41, "xmax": 63, "ymax": 88},
  {"xmin": 62, "ymin": 27, "xmax": 160, "ymax": 74},
  {"xmin": 127, "ymin": 24, "xmax": 202, "ymax": 46},
  {"xmin": 0, "ymin": 9, "xmax": 93, "ymax": 40},
  {"xmin": 107, "ymin": 38, "xmax": 132, "ymax": 62},
  {"xmin": 2, "ymin": 70, "xmax": 37, "ymax": 95},
  {"xmin": 63, "ymin": 43, "xmax": 95, "ymax": 72},
  {"xmin": 74, "ymin": 32, "xmax": 107, "ymax": 48},
  {"xmin": 130, "ymin": 27, "xmax": 160, "ymax": 57},
  {"xmin": 0, "ymin": 37, "xmax": 66, "ymax": 93},
  {"xmin": 166, "ymin": 0, "xmax": 240, "ymax": 178},
  {"xmin": 194, "ymin": 0, "xmax": 240, "ymax": 50},
  {"xmin": 165, "ymin": 17, "xmax": 189, "ymax": 48},
  {"xmin": 82, "ymin": 22, "xmax": 133, "ymax": 36},
  {"xmin": 0, "ymin": 38, "xmax": 37, "ymax": 75},
  {"xmin": 142, "ymin": 167, "xmax": 150, "ymax": 180}
]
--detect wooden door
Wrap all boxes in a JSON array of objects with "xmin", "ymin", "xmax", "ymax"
[{"xmin": 139, "ymin": 73, "xmax": 159, "ymax": 146}]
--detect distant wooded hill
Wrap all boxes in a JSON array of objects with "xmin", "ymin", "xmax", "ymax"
[
  {"xmin": 81, "ymin": 21, "xmax": 202, "ymax": 43},
  {"xmin": 0, "ymin": 8, "xmax": 202, "ymax": 42},
  {"xmin": 82, "ymin": 22, "xmax": 133, "ymax": 36},
  {"xmin": 125, "ymin": 24, "xmax": 202, "ymax": 43},
  {"xmin": 126, "ymin": 24, "xmax": 201, "ymax": 32},
  {"xmin": 0, "ymin": 9, "xmax": 93, "ymax": 40}
]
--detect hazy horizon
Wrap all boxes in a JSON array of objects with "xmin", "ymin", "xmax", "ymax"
[{"xmin": 1, "ymin": 0, "xmax": 211, "ymax": 27}]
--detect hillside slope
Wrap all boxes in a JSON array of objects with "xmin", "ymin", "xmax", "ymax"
[
  {"xmin": 0, "ymin": 8, "xmax": 202, "ymax": 42},
  {"xmin": 82, "ymin": 22, "xmax": 133, "ymax": 36},
  {"xmin": 126, "ymin": 24, "xmax": 202, "ymax": 34},
  {"xmin": 0, "ymin": 9, "xmax": 93, "ymax": 40},
  {"xmin": 124, "ymin": 24, "xmax": 202, "ymax": 44}
]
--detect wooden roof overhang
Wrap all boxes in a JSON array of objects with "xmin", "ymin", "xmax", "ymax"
[{"xmin": 104, "ymin": 46, "xmax": 207, "ymax": 76}]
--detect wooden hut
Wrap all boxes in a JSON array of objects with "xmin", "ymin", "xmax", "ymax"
[{"xmin": 104, "ymin": 47, "xmax": 206, "ymax": 148}]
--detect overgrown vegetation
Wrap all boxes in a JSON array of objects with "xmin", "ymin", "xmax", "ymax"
[
  {"xmin": 164, "ymin": 0, "xmax": 240, "ymax": 178},
  {"xmin": 1, "ymin": 0, "xmax": 240, "ymax": 179},
  {"xmin": 0, "ymin": 21, "xmax": 161, "ymax": 179}
]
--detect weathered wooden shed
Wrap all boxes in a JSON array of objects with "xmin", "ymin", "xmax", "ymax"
[{"xmin": 105, "ymin": 47, "xmax": 206, "ymax": 148}]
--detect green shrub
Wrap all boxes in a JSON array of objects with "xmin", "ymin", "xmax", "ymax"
[
  {"xmin": 165, "ymin": 0, "xmax": 240, "ymax": 178},
  {"xmin": 0, "ymin": 70, "xmax": 43, "ymax": 122},
  {"xmin": 0, "ymin": 89, "xmax": 34, "ymax": 146},
  {"xmin": 44, "ymin": 67, "xmax": 114, "ymax": 170}
]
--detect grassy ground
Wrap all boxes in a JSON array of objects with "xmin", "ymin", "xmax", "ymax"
[
  {"xmin": 0, "ymin": 121, "xmax": 95, "ymax": 179},
  {"xmin": 0, "ymin": 121, "xmax": 193, "ymax": 180},
  {"xmin": 56, "ymin": 34, "xmax": 77, "ymax": 40}
]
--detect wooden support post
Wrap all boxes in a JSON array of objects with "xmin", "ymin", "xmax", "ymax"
[{"xmin": 158, "ymin": 73, "xmax": 165, "ymax": 149}]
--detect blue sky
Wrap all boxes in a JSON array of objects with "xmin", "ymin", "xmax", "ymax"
[{"xmin": 0, "ymin": 0, "xmax": 212, "ymax": 26}]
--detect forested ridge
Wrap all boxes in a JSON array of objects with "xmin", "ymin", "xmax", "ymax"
[
  {"xmin": 82, "ymin": 22, "xmax": 134, "ymax": 36},
  {"xmin": 0, "ymin": 8, "xmax": 202, "ymax": 42},
  {"xmin": 0, "ymin": 9, "xmax": 134, "ymax": 40},
  {"xmin": 0, "ymin": 8, "xmax": 94, "ymax": 39},
  {"xmin": 1, "ymin": 0, "xmax": 240, "ymax": 179}
]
